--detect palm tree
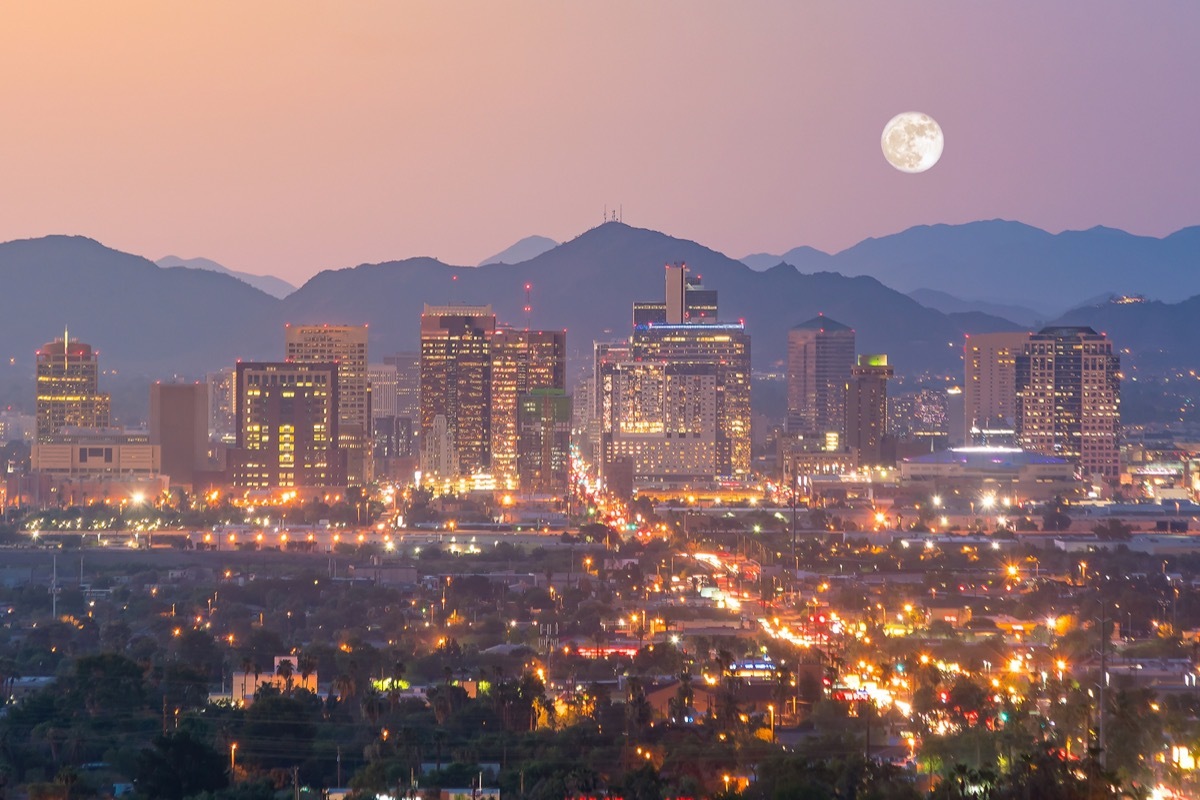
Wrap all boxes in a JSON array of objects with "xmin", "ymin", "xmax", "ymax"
[
  {"xmin": 625, "ymin": 676, "xmax": 652, "ymax": 737},
  {"xmin": 387, "ymin": 659, "xmax": 406, "ymax": 711},
  {"xmin": 360, "ymin": 687, "xmax": 382, "ymax": 725},
  {"xmin": 297, "ymin": 654, "xmax": 317, "ymax": 693},
  {"xmin": 240, "ymin": 656, "xmax": 253, "ymax": 703},
  {"xmin": 276, "ymin": 658, "xmax": 295, "ymax": 694},
  {"xmin": 668, "ymin": 669, "xmax": 694, "ymax": 723},
  {"xmin": 332, "ymin": 672, "xmax": 356, "ymax": 704}
]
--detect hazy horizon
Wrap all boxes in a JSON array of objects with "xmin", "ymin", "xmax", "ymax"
[{"xmin": 2, "ymin": 2, "xmax": 1197, "ymax": 284}]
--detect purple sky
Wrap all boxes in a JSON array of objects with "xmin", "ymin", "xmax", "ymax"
[{"xmin": 1, "ymin": 2, "xmax": 1197, "ymax": 284}]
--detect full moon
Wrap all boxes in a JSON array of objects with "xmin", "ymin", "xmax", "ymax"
[{"xmin": 881, "ymin": 112, "xmax": 944, "ymax": 173}]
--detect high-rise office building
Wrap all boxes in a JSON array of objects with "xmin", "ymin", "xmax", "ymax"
[
  {"xmin": 518, "ymin": 389, "xmax": 572, "ymax": 496},
  {"xmin": 845, "ymin": 354, "xmax": 893, "ymax": 466},
  {"xmin": 1015, "ymin": 326, "xmax": 1120, "ymax": 478},
  {"xmin": 632, "ymin": 264, "xmax": 719, "ymax": 326},
  {"xmin": 36, "ymin": 332, "xmax": 111, "ymax": 442},
  {"xmin": 491, "ymin": 328, "xmax": 567, "ymax": 483},
  {"xmin": 150, "ymin": 383, "xmax": 209, "ymax": 490},
  {"xmin": 787, "ymin": 315, "xmax": 855, "ymax": 436},
  {"xmin": 600, "ymin": 360, "xmax": 721, "ymax": 483},
  {"xmin": 368, "ymin": 364, "xmax": 400, "ymax": 421},
  {"xmin": 207, "ymin": 367, "xmax": 237, "ymax": 443},
  {"xmin": 285, "ymin": 324, "xmax": 370, "ymax": 485},
  {"xmin": 373, "ymin": 415, "xmax": 415, "ymax": 460},
  {"xmin": 229, "ymin": 362, "xmax": 345, "ymax": 490},
  {"xmin": 383, "ymin": 352, "xmax": 421, "ymax": 422},
  {"xmin": 630, "ymin": 322, "xmax": 751, "ymax": 477},
  {"xmin": 419, "ymin": 305, "xmax": 496, "ymax": 477},
  {"xmin": 600, "ymin": 264, "xmax": 750, "ymax": 486},
  {"xmin": 963, "ymin": 332, "xmax": 1029, "ymax": 436}
]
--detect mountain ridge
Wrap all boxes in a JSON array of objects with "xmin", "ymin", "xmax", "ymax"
[
  {"xmin": 2, "ymin": 221, "xmax": 1199, "ymax": 387},
  {"xmin": 156, "ymin": 255, "xmax": 297, "ymax": 299},
  {"xmin": 745, "ymin": 219, "xmax": 1200, "ymax": 310}
]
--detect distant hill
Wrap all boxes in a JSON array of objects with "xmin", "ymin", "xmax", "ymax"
[
  {"xmin": 284, "ymin": 222, "xmax": 989, "ymax": 376},
  {"xmin": 943, "ymin": 311, "xmax": 1029, "ymax": 334},
  {"xmin": 157, "ymin": 255, "xmax": 297, "ymax": 299},
  {"xmin": 478, "ymin": 236, "xmax": 558, "ymax": 266},
  {"xmin": 907, "ymin": 288, "xmax": 1043, "ymax": 326},
  {"xmin": 0, "ymin": 236, "xmax": 281, "ymax": 375},
  {"xmin": 1050, "ymin": 297, "xmax": 1200, "ymax": 372},
  {"xmin": 741, "ymin": 245, "xmax": 831, "ymax": 272},
  {"xmin": 0, "ymin": 222, "xmax": 1194, "ymax": 399},
  {"xmin": 744, "ymin": 220, "xmax": 1200, "ymax": 311}
]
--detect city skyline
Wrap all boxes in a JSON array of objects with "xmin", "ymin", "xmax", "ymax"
[{"xmin": 1, "ymin": 3, "xmax": 1198, "ymax": 283}]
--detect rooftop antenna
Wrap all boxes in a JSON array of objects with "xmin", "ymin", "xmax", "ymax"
[{"xmin": 523, "ymin": 283, "xmax": 532, "ymax": 331}]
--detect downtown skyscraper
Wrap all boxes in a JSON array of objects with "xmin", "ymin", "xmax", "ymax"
[
  {"xmin": 36, "ymin": 331, "xmax": 111, "ymax": 442},
  {"xmin": 491, "ymin": 328, "xmax": 567, "ymax": 485},
  {"xmin": 230, "ymin": 362, "xmax": 345, "ymax": 491},
  {"xmin": 787, "ymin": 315, "xmax": 855, "ymax": 437},
  {"xmin": 1015, "ymin": 326, "xmax": 1120, "ymax": 478},
  {"xmin": 419, "ymin": 305, "xmax": 496, "ymax": 479},
  {"xmin": 285, "ymin": 324, "xmax": 370, "ymax": 486},
  {"xmin": 598, "ymin": 264, "xmax": 750, "ymax": 488}
]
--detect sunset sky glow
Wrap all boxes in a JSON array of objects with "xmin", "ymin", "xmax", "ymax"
[{"xmin": 1, "ymin": 2, "xmax": 1197, "ymax": 283}]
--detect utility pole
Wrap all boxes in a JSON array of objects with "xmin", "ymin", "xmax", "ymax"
[
  {"xmin": 1098, "ymin": 601, "xmax": 1107, "ymax": 769},
  {"xmin": 791, "ymin": 480, "xmax": 798, "ymax": 569}
]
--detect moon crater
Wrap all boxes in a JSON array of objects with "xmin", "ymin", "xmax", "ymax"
[{"xmin": 881, "ymin": 112, "xmax": 944, "ymax": 173}]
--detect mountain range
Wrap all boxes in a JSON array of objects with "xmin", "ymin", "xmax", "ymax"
[
  {"xmin": 156, "ymin": 255, "xmax": 297, "ymax": 299},
  {"xmin": 477, "ymin": 235, "xmax": 558, "ymax": 266},
  {"xmin": 1, "ymin": 221, "xmax": 1199, "ymax": 391},
  {"xmin": 742, "ymin": 219, "xmax": 1200, "ymax": 314}
]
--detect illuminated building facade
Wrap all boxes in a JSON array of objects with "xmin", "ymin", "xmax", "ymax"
[
  {"xmin": 368, "ymin": 363, "xmax": 399, "ymax": 421},
  {"xmin": 230, "ymin": 362, "xmax": 345, "ymax": 491},
  {"xmin": 285, "ymin": 324, "xmax": 370, "ymax": 485},
  {"xmin": 600, "ymin": 326, "xmax": 748, "ymax": 489},
  {"xmin": 632, "ymin": 264, "xmax": 719, "ymax": 326},
  {"xmin": 600, "ymin": 361, "xmax": 720, "ymax": 483},
  {"xmin": 24, "ymin": 429, "xmax": 167, "ymax": 508},
  {"xmin": 490, "ymin": 328, "xmax": 567, "ymax": 484},
  {"xmin": 844, "ymin": 354, "xmax": 893, "ymax": 466},
  {"xmin": 517, "ymin": 388, "xmax": 571, "ymax": 496},
  {"xmin": 963, "ymin": 331, "xmax": 1028, "ymax": 435},
  {"xmin": 207, "ymin": 367, "xmax": 237, "ymax": 443},
  {"xmin": 419, "ymin": 305, "xmax": 496, "ymax": 477},
  {"xmin": 630, "ymin": 323, "xmax": 750, "ymax": 477},
  {"xmin": 383, "ymin": 351, "xmax": 421, "ymax": 421},
  {"xmin": 35, "ymin": 332, "xmax": 111, "ymax": 442},
  {"xmin": 787, "ymin": 315, "xmax": 855, "ymax": 436},
  {"xmin": 1015, "ymin": 326, "xmax": 1121, "ymax": 478},
  {"xmin": 900, "ymin": 446, "xmax": 1076, "ymax": 502},
  {"xmin": 598, "ymin": 262, "xmax": 750, "ymax": 487}
]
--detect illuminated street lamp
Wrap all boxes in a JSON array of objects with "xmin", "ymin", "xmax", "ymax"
[{"xmin": 230, "ymin": 742, "xmax": 238, "ymax": 774}]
